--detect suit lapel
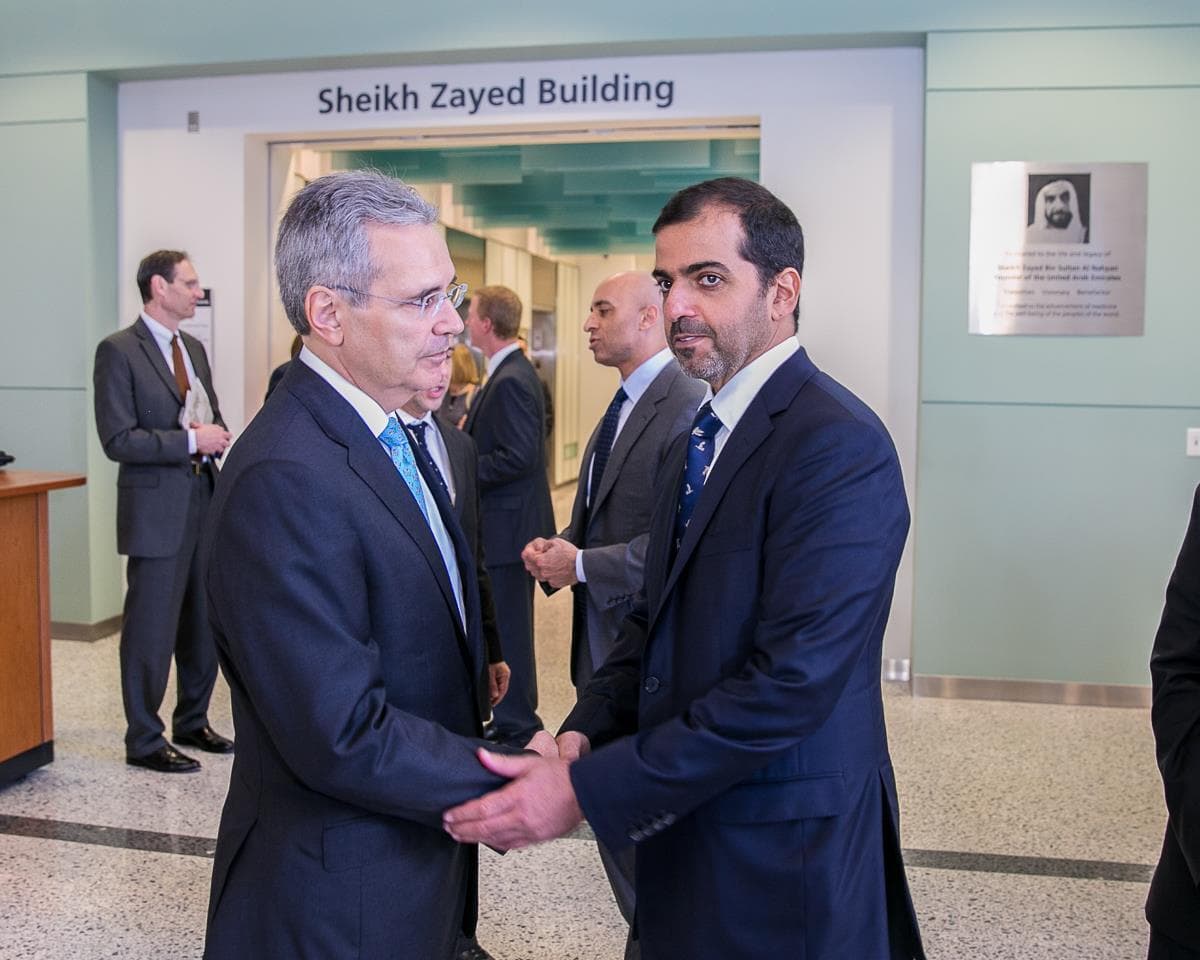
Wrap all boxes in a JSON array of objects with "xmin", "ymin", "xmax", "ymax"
[
  {"xmin": 588, "ymin": 366, "xmax": 674, "ymax": 522},
  {"xmin": 291, "ymin": 366, "xmax": 466, "ymax": 641},
  {"xmin": 134, "ymin": 318, "xmax": 183, "ymax": 403},
  {"xmin": 570, "ymin": 420, "xmax": 601, "ymax": 538},
  {"xmin": 656, "ymin": 349, "xmax": 816, "ymax": 610}
]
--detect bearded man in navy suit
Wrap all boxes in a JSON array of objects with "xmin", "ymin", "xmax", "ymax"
[{"xmin": 446, "ymin": 178, "xmax": 926, "ymax": 960}]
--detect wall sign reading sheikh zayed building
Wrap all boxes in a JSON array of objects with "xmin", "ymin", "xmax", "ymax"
[{"xmin": 317, "ymin": 72, "xmax": 677, "ymax": 117}]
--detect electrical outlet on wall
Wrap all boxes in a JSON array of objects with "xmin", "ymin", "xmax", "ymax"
[{"xmin": 1187, "ymin": 428, "xmax": 1200, "ymax": 457}]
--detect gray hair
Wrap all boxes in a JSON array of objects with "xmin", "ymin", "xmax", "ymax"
[{"xmin": 275, "ymin": 170, "xmax": 438, "ymax": 334}]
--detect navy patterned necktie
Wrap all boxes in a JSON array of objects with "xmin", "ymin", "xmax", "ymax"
[
  {"xmin": 588, "ymin": 385, "xmax": 628, "ymax": 509},
  {"xmin": 378, "ymin": 416, "xmax": 429, "ymax": 522},
  {"xmin": 406, "ymin": 420, "xmax": 452, "ymax": 504},
  {"xmin": 674, "ymin": 402, "xmax": 722, "ymax": 552}
]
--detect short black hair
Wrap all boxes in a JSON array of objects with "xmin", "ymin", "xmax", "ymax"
[
  {"xmin": 653, "ymin": 177, "xmax": 804, "ymax": 322},
  {"xmin": 136, "ymin": 250, "xmax": 189, "ymax": 304}
]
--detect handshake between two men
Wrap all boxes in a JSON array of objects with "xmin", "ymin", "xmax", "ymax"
[{"xmin": 442, "ymin": 729, "xmax": 591, "ymax": 850}]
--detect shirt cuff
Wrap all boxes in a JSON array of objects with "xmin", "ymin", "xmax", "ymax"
[
  {"xmin": 575, "ymin": 548, "xmax": 587, "ymax": 583},
  {"xmin": 187, "ymin": 428, "xmax": 197, "ymax": 456}
]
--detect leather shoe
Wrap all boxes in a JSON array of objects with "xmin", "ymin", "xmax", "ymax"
[
  {"xmin": 481, "ymin": 723, "xmax": 502, "ymax": 743},
  {"xmin": 172, "ymin": 725, "xmax": 234, "ymax": 754},
  {"xmin": 127, "ymin": 744, "xmax": 200, "ymax": 773},
  {"xmin": 457, "ymin": 936, "xmax": 495, "ymax": 960}
]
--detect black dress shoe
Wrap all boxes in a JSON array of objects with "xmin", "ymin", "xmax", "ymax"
[
  {"xmin": 456, "ymin": 936, "xmax": 495, "ymax": 960},
  {"xmin": 481, "ymin": 723, "xmax": 502, "ymax": 743},
  {"xmin": 127, "ymin": 744, "xmax": 201, "ymax": 773},
  {"xmin": 172, "ymin": 725, "xmax": 234, "ymax": 754}
]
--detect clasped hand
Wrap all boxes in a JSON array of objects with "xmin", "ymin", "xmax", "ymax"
[
  {"xmin": 443, "ymin": 731, "xmax": 590, "ymax": 850},
  {"xmin": 521, "ymin": 537, "xmax": 579, "ymax": 589}
]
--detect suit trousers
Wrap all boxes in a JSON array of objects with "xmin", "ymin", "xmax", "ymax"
[
  {"xmin": 485, "ymin": 562, "xmax": 542, "ymax": 741},
  {"xmin": 121, "ymin": 470, "xmax": 218, "ymax": 756},
  {"xmin": 1150, "ymin": 929, "xmax": 1200, "ymax": 960}
]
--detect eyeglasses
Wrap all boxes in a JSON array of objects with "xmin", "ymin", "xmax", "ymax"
[{"xmin": 332, "ymin": 281, "xmax": 468, "ymax": 318}]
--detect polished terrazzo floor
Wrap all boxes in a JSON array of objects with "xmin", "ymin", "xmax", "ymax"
[{"xmin": 0, "ymin": 487, "xmax": 1166, "ymax": 959}]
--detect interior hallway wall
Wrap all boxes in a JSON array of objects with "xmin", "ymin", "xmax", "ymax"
[
  {"xmin": 913, "ymin": 26, "xmax": 1200, "ymax": 687},
  {"xmin": 0, "ymin": 74, "xmax": 120, "ymax": 626}
]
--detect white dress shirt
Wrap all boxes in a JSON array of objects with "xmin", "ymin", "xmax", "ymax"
[
  {"xmin": 141, "ymin": 311, "xmax": 200, "ymax": 455},
  {"xmin": 299, "ymin": 347, "xmax": 465, "ymax": 626},
  {"xmin": 484, "ymin": 340, "xmax": 523, "ymax": 380},
  {"xmin": 705, "ymin": 337, "xmax": 800, "ymax": 471}
]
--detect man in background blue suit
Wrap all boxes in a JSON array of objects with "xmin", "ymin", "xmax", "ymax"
[
  {"xmin": 203, "ymin": 171, "xmax": 524, "ymax": 960},
  {"xmin": 446, "ymin": 178, "xmax": 926, "ymax": 960},
  {"xmin": 464, "ymin": 285, "xmax": 555, "ymax": 745}
]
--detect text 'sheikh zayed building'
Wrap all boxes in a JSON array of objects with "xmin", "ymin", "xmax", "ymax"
[{"xmin": 318, "ymin": 73, "xmax": 675, "ymax": 116}]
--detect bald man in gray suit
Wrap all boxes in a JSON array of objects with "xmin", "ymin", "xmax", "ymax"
[{"xmin": 523, "ymin": 271, "xmax": 704, "ymax": 955}]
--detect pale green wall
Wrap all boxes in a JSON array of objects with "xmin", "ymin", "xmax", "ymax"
[
  {"xmin": 0, "ymin": 1, "xmax": 1194, "ymax": 77},
  {"xmin": 913, "ymin": 27, "xmax": 1200, "ymax": 684},
  {"xmin": 0, "ymin": 73, "xmax": 120, "ymax": 624},
  {"xmin": 3, "ymin": 3, "xmax": 1199, "ymax": 685}
]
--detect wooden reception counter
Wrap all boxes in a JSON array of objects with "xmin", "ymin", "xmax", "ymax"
[{"xmin": 0, "ymin": 470, "xmax": 86, "ymax": 785}]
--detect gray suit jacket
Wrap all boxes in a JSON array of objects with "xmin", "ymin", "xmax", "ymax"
[
  {"xmin": 560, "ymin": 360, "xmax": 704, "ymax": 686},
  {"xmin": 93, "ymin": 317, "xmax": 225, "ymax": 558}
]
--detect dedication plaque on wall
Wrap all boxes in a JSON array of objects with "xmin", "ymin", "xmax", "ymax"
[{"xmin": 968, "ymin": 162, "xmax": 1147, "ymax": 336}]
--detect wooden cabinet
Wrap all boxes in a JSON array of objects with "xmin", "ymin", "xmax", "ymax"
[{"xmin": 0, "ymin": 471, "xmax": 86, "ymax": 784}]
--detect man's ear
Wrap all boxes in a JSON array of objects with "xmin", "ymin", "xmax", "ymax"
[
  {"xmin": 638, "ymin": 305, "xmax": 659, "ymax": 331},
  {"xmin": 305, "ymin": 286, "xmax": 345, "ymax": 347},
  {"xmin": 149, "ymin": 273, "xmax": 169, "ymax": 301},
  {"xmin": 771, "ymin": 269, "xmax": 801, "ymax": 323}
]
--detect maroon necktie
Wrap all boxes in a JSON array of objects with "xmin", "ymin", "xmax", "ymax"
[{"xmin": 171, "ymin": 335, "xmax": 190, "ymax": 400}]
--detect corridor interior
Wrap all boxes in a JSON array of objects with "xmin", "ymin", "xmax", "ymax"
[{"xmin": 0, "ymin": 486, "xmax": 1163, "ymax": 959}]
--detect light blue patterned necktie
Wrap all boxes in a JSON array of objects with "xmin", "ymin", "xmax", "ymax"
[{"xmin": 379, "ymin": 416, "xmax": 429, "ymax": 522}]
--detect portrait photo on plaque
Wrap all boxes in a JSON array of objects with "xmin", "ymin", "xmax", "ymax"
[{"xmin": 969, "ymin": 161, "xmax": 1147, "ymax": 336}]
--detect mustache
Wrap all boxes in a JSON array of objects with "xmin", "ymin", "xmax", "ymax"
[{"xmin": 669, "ymin": 319, "xmax": 715, "ymax": 339}]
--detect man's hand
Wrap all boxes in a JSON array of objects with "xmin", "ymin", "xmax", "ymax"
[
  {"xmin": 520, "ymin": 537, "xmax": 552, "ymax": 578},
  {"xmin": 443, "ymin": 750, "xmax": 583, "ymax": 850},
  {"xmin": 524, "ymin": 730, "xmax": 557, "ymax": 759},
  {"xmin": 521, "ymin": 537, "xmax": 580, "ymax": 588},
  {"xmin": 193, "ymin": 423, "xmax": 232, "ymax": 456},
  {"xmin": 556, "ymin": 730, "xmax": 591, "ymax": 763},
  {"xmin": 488, "ymin": 661, "xmax": 511, "ymax": 707}
]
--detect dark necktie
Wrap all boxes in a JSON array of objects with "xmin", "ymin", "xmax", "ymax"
[
  {"xmin": 171, "ymin": 334, "xmax": 190, "ymax": 400},
  {"xmin": 674, "ymin": 402, "xmax": 722, "ymax": 553},
  {"xmin": 588, "ymin": 386, "xmax": 627, "ymax": 509},
  {"xmin": 406, "ymin": 420, "xmax": 452, "ymax": 504}
]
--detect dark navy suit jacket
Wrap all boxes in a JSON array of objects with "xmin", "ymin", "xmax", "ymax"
[
  {"xmin": 202, "ymin": 360, "xmax": 506, "ymax": 960},
  {"xmin": 436, "ymin": 417, "xmax": 504, "ymax": 715},
  {"xmin": 463, "ymin": 348, "xmax": 554, "ymax": 566},
  {"xmin": 1147, "ymin": 483, "xmax": 1200, "ymax": 950},
  {"xmin": 563, "ymin": 348, "xmax": 925, "ymax": 959}
]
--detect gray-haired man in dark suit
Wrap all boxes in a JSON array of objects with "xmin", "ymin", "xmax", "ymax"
[
  {"xmin": 522, "ymin": 270, "xmax": 704, "ymax": 956},
  {"xmin": 93, "ymin": 250, "xmax": 234, "ymax": 773}
]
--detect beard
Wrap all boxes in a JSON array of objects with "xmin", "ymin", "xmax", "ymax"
[
  {"xmin": 669, "ymin": 317, "xmax": 729, "ymax": 384},
  {"xmin": 669, "ymin": 303, "xmax": 770, "ymax": 390},
  {"xmin": 1046, "ymin": 208, "xmax": 1073, "ymax": 229}
]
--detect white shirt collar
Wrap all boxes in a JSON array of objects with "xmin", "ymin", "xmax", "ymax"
[
  {"xmin": 397, "ymin": 409, "xmax": 431, "ymax": 427},
  {"xmin": 298, "ymin": 346, "xmax": 391, "ymax": 440},
  {"xmin": 707, "ymin": 337, "xmax": 799, "ymax": 437},
  {"xmin": 486, "ymin": 341, "xmax": 523, "ymax": 378},
  {"xmin": 140, "ymin": 311, "xmax": 178, "ymax": 347},
  {"xmin": 620, "ymin": 348, "xmax": 674, "ymax": 405}
]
